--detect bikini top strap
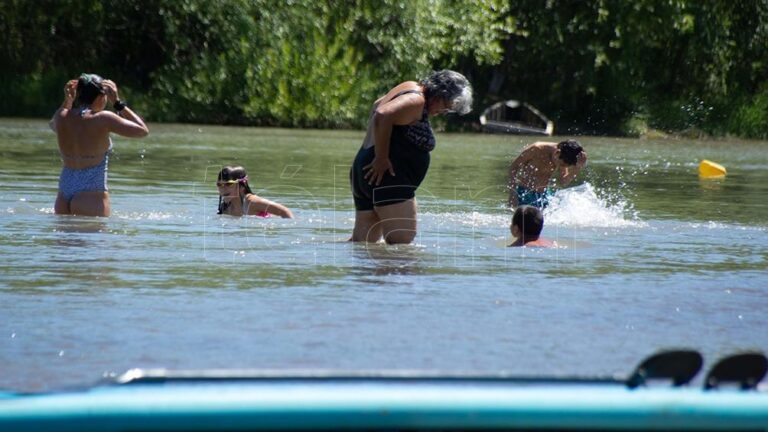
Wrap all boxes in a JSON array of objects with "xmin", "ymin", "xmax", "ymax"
[{"xmin": 390, "ymin": 89, "xmax": 424, "ymax": 100}]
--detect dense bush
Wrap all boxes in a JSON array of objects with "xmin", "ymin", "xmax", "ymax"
[{"xmin": 1, "ymin": 0, "xmax": 766, "ymax": 137}]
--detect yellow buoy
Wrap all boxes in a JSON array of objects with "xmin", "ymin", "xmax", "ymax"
[{"xmin": 699, "ymin": 160, "xmax": 726, "ymax": 178}]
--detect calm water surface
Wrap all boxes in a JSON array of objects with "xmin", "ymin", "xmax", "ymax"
[{"xmin": 1, "ymin": 119, "xmax": 767, "ymax": 391}]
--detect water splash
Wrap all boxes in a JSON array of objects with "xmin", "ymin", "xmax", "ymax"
[
  {"xmin": 544, "ymin": 183, "xmax": 645, "ymax": 228},
  {"xmin": 421, "ymin": 183, "xmax": 642, "ymax": 230}
]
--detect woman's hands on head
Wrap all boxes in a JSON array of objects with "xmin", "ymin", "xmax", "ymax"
[
  {"xmin": 102, "ymin": 80, "xmax": 119, "ymax": 105},
  {"xmin": 99, "ymin": 80, "xmax": 149, "ymax": 138},
  {"xmin": 52, "ymin": 80, "xmax": 78, "ymax": 129},
  {"xmin": 63, "ymin": 80, "xmax": 77, "ymax": 102}
]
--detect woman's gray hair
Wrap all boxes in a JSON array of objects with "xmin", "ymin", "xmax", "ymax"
[{"xmin": 419, "ymin": 69, "xmax": 473, "ymax": 115}]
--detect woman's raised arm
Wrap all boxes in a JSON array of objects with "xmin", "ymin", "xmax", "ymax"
[
  {"xmin": 50, "ymin": 80, "xmax": 77, "ymax": 132},
  {"xmin": 101, "ymin": 80, "xmax": 149, "ymax": 138}
]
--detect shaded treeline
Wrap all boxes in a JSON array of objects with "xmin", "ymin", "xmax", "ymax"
[{"xmin": 1, "ymin": 0, "xmax": 766, "ymax": 137}]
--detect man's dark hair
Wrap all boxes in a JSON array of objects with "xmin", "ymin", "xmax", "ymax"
[
  {"xmin": 557, "ymin": 139, "xmax": 583, "ymax": 166},
  {"xmin": 512, "ymin": 205, "xmax": 544, "ymax": 237}
]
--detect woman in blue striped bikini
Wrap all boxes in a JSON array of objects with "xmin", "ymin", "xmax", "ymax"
[{"xmin": 51, "ymin": 74, "xmax": 149, "ymax": 216}]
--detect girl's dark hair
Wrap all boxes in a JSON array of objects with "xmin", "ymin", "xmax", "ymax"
[
  {"xmin": 74, "ymin": 73, "xmax": 106, "ymax": 107},
  {"xmin": 557, "ymin": 139, "xmax": 583, "ymax": 166},
  {"xmin": 217, "ymin": 166, "xmax": 254, "ymax": 214}
]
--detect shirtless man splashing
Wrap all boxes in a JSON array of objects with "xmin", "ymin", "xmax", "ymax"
[{"xmin": 507, "ymin": 139, "xmax": 587, "ymax": 209}]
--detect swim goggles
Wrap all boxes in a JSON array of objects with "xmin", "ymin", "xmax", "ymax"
[{"xmin": 216, "ymin": 176, "xmax": 248, "ymax": 187}]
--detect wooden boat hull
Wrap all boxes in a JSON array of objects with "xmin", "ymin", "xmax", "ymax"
[{"xmin": 480, "ymin": 100, "xmax": 554, "ymax": 135}]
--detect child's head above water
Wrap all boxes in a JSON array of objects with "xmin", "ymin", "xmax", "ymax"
[
  {"xmin": 216, "ymin": 165, "xmax": 253, "ymax": 214},
  {"xmin": 511, "ymin": 205, "xmax": 544, "ymax": 238},
  {"xmin": 217, "ymin": 165, "xmax": 249, "ymax": 183}
]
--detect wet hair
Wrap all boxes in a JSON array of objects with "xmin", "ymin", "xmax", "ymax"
[
  {"xmin": 419, "ymin": 69, "xmax": 473, "ymax": 115},
  {"xmin": 74, "ymin": 73, "xmax": 106, "ymax": 107},
  {"xmin": 557, "ymin": 139, "xmax": 583, "ymax": 166},
  {"xmin": 217, "ymin": 166, "xmax": 254, "ymax": 214},
  {"xmin": 512, "ymin": 205, "xmax": 544, "ymax": 237}
]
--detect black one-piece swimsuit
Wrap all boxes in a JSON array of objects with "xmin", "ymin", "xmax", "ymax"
[{"xmin": 350, "ymin": 90, "xmax": 436, "ymax": 211}]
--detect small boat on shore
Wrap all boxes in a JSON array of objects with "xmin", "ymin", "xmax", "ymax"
[{"xmin": 480, "ymin": 100, "xmax": 554, "ymax": 135}]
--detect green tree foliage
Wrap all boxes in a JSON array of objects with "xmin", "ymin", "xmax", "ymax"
[
  {"xmin": 0, "ymin": 0, "xmax": 511, "ymax": 128},
  {"xmin": 1, "ymin": 0, "xmax": 766, "ymax": 137}
]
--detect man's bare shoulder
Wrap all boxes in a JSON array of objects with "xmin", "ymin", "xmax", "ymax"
[
  {"xmin": 530, "ymin": 141, "xmax": 557, "ymax": 149},
  {"xmin": 518, "ymin": 142, "xmax": 555, "ymax": 160}
]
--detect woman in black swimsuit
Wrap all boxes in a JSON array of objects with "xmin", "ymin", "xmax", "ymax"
[{"xmin": 350, "ymin": 70, "xmax": 472, "ymax": 244}]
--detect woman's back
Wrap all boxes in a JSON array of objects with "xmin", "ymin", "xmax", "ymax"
[{"xmin": 55, "ymin": 110, "xmax": 112, "ymax": 169}]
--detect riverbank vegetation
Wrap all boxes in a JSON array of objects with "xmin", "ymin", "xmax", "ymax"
[{"xmin": 2, "ymin": 0, "xmax": 766, "ymax": 138}]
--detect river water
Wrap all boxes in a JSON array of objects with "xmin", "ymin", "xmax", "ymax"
[{"xmin": 1, "ymin": 119, "xmax": 766, "ymax": 391}]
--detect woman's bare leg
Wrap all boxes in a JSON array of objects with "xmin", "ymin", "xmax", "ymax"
[
  {"xmin": 70, "ymin": 191, "xmax": 110, "ymax": 217},
  {"xmin": 351, "ymin": 210, "xmax": 383, "ymax": 242},
  {"xmin": 54, "ymin": 192, "xmax": 71, "ymax": 215},
  {"xmin": 374, "ymin": 198, "xmax": 417, "ymax": 245}
]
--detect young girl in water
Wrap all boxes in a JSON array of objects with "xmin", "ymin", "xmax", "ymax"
[{"xmin": 216, "ymin": 166, "xmax": 293, "ymax": 218}]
